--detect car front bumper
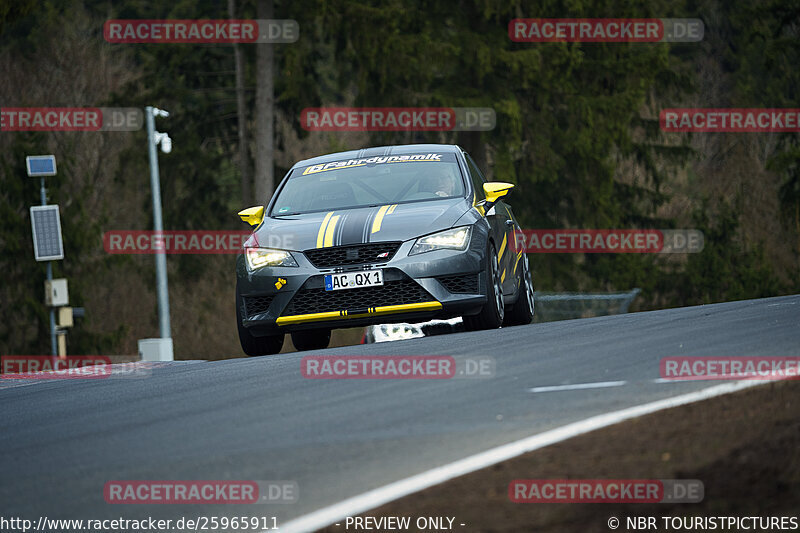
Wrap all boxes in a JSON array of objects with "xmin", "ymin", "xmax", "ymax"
[{"xmin": 237, "ymin": 237, "xmax": 488, "ymax": 335}]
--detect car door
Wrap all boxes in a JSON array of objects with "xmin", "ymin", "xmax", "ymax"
[{"xmin": 463, "ymin": 153, "xmax": 515, "ymax": 295}]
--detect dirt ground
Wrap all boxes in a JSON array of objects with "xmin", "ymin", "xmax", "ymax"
[{"xmin": 320, "ymin": 380, "xmax": 799, "ymax": 532}]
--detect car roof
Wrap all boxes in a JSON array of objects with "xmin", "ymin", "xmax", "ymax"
[{"xmin": 291, "ymin": 144, "xmax": 462, "ymax": 169}]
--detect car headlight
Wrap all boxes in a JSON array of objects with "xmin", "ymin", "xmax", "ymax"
[
  {"xmin": 245, "ymin": 248, "xmax": 298, "ymax": 270},
  {"xmin": 410, "ymin": 226, "xmax": 472, "ymax": 255}
]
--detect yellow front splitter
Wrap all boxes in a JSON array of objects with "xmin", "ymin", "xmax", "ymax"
[{"xmin": 276, "ymin": 301, "xmax": 442, "ymax": 326}]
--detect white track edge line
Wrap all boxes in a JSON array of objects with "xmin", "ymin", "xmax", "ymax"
[
  {"xmin": 529, "ymin": 380, "xmax": 628, "ymax": 392},
  {"xmin": 276, "ymin": 380, "xmax": 762, "ymax": 533}
]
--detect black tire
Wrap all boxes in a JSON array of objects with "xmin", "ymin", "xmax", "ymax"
[
  {"xmin": 291, "ymin": 329, "xmax": 332, "ymax": 351},
  {"xmin": 504, "ymin": 253, "xmax": 534, "ymax": 326},
  {"xmin": 236, "ymin": 285, "xmax": 284, "ymax": 356},
  {"xmin": 464, "ymin": 243, "xmax": 504, "ymax": 331}
]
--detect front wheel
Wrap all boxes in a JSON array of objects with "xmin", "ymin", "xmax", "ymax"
[
  {"xmin": 291, "ymin": 329, "xmax": 332, "ymax": 351},
  {"xmin": 236, "ymin": 284, "xmax": 284, "ymax": 356},
  {"xmin": 464, "ymin": 243, "xmax": 504, "ymax": 331},
  {"xmin": 504, "ymin": 253, "xmax": 534, "ymax": 326},
  {"xmin": 237, "ymin": 323, "xmax": 284, "ymax": 356}
]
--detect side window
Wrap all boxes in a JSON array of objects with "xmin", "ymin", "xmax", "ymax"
[{"xmin": 465, "ymin": 153, "xmax": 486, "ymax": 201}]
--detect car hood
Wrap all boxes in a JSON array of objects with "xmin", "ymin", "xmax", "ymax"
[{"xmin": 252, "ymin": 198, "xmax": 469, "ymax": 251}]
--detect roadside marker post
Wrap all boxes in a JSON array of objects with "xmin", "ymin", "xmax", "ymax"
[{"xmin": 27, "ymin": 155, "xmax": 62, "ymax": 356}]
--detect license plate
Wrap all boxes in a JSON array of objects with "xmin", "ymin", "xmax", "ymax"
[{"xmin": 324, "ymin": 270, "xmax": 384, "ymax": 291}]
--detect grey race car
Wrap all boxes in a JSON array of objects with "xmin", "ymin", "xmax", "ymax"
[{"xmin": 235, "ymin": 144, "xmax": 534, "ymax": 355}]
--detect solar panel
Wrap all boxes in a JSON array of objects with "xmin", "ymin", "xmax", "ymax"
[
  {"xmin": 26, "ymin": 155, "xmax": 57, "ymax": 177},
  {"xmin": 30, "ymin": 205, "xmax": 64, "ymax": 261}
]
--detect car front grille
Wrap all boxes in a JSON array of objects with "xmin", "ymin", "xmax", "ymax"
[
  {"xmin": 437, "ymin": 273, "xmax": 479, "ymax": 294},
  {"xmin": 244, "ymin": 295, "xmax": 274, "ymax": 318},
  {"xmin": 303, "ymin": 242, "xmax": 402, "ymax": 269},
  {"xmin": 283, "ymin": 278, "xmax": 433, "ymax": 316}
]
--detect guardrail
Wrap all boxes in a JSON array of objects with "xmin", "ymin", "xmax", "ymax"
[{"xmin": 534, "ymin": 288, "xmax": 641, "ymax": 321}]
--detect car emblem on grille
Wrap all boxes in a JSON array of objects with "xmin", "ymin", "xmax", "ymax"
[
  {"xmin": 377, "ymin": 252, "xmax": 389, "ymax": 258},
  {"xmin": 346, "ymin": 249, "xmax": 359, "ymax": 260}
]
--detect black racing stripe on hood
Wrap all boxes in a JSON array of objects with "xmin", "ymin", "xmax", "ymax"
[
  {"xmin": 364, "ymin": 208, "xmax": 378, "ymax": 243},
  {"xmin": 339, "ymin": 209, "xmax": 373, "ymax": 245},
  {"xmin": 335, "ymin": 212, "xmax": 346, "ymax": 246}
]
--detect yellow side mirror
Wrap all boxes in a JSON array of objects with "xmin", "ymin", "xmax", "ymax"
[
  {"xmin": 483, "ymin": 182, "xmax": 514, "ymax": 204},
  {"xmin": 238, "ymin": 205, "xmax": 265, "ymax": 227}
]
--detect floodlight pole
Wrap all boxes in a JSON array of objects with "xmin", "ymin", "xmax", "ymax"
[
  {"xmin": 40, "ymin": 177, "xmax": 57, "ymax": 356},
  {"xmin": 145, "ymin": 106, "xmax": 171, "ymax": 339}
]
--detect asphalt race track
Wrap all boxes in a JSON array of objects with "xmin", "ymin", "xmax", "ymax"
[{"xmin": 2, "ymin": 295, "xmax": 799, "ymax": 529}]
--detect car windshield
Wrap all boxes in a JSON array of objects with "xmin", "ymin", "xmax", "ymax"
[{"xmin": 271, "ymin": 152, "xmax": 465, "ymax": 215}]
